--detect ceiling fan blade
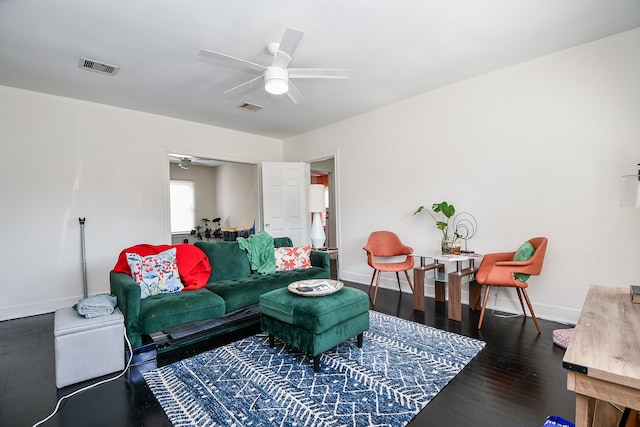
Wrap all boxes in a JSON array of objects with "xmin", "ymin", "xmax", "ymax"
[
  {"xmin": 272, "ymin": 27, "xmax": 304, "ymax": 69},
  {"xmin": 286, "ymin": 81, "xmax": 306, "ymax": 105},
  {"xmin": 224, "ymin": 75, "xmax": 264, "ymax": 96},
  {"xmin": 287, "ymin": 68, "xmax": 350, "ymax": 79},
  {"xmin": 199, "ymin": 49, "xmax": 266, "ymax": 73}
]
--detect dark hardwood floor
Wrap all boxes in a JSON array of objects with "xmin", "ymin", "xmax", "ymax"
[{"xmin": 0, "ymin": 282, "xmax": 576, "ymax": 427}]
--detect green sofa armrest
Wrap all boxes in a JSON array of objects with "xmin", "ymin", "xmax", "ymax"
[
  {"xmin": 310, "ymin": 250, "xmax": 330, "ymax": 271},
  {"xmin": 109, "ymin": 270, "xmax": 143, "ymax": 349}
]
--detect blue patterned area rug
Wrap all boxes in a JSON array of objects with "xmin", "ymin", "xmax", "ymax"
[{"xmin": 144, "ymin": 311, "xmax": 485, "ymax": 427}]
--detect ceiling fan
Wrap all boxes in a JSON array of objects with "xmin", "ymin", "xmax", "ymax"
[
  {"xmin": 199, "ymin": 27, "xmax": 350, "ymax": 104},
  {"xmin": 169, "ymin": 153, "xmax": 193, "ymax": 169}
]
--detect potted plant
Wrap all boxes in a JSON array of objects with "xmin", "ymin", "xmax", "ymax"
[{"xmin": 413, "ymin": 201, "xmax": 457, "ymax": 254}]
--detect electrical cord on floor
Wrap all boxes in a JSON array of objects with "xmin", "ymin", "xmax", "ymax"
[
  {"xmin": 489, "ymin": 290, "xmax": 521, "ymax": 319},
  {"xmin": 32, "ymin": 328, "xmax": 134, "ymax": 427},
  {"xmin": 491, "ymin": 310, "xmax": 521, "ymax": 319}
]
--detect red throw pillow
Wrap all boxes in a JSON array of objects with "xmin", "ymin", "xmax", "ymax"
[{"xmin": 113, "ymin": 244, "xmax": 211, "ymax": 290}]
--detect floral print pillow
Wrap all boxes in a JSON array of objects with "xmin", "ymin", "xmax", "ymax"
[
  {"xmin": 274, "ymin": 245, "xmax": 312, "ymax": 272},
  {"xmin": 126, "ymin": 248, "xmax": 184, "ymax": 299}
]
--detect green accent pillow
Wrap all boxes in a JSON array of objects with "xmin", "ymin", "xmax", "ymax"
[{"xmin": 513, "ymin": 241, "xmax": 535, "ymax": 282}]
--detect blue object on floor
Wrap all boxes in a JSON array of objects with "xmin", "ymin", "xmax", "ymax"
[{"xmin": 543, "ymin": 415, "xmax": 575, "ymax": 427}]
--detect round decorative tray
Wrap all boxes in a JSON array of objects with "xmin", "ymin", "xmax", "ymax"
[{"xmin": 288, "ymin": 279, "xmax": 343, "ymax": 297}]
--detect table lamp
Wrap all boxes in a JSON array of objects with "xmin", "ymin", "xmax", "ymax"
[{"xmin": 308, "ymin": 184, "xmax": 326, "ymax": 248}]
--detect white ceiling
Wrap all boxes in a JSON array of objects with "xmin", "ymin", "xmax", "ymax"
[{"xmin": 1, "ymin": 1, "xmax": 639, "ymax": 140}]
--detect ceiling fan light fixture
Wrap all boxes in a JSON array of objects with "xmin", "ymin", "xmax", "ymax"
[
  {"xmin": 264, "ymin": 67, "xmax": 289, "ymax": 95},
  {"xmin": 179, "ymin": 158, "xmax": 192, "ymax": 169}
]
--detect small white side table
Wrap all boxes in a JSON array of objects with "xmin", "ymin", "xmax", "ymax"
[{"xmin": 54, "ymin": 307, "xmax": 124, "ymax": 388}]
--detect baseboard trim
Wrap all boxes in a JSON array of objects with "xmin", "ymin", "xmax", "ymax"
[
  {"xmin": 340, "ymin": 271, "xmax": 580, "ymax": 325},
  {"xmin": 0, "ymin": 296, "xmax": 81, "ymax": 321}
]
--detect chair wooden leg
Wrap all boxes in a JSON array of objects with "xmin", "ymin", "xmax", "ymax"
[
  {"xmin": 478, "ymin": 286, "xmax": 492, "ymax": 329},
  {"xmin": 395, "ymin": 272, "xmax": 402, "ymax": 292},
  {"xmin": 372, "ymin": 271, "xmax": 383, "ymax": 305},
  {"xmin": 367, "ymin": 270, "xmax": 377, "ymax": 295},
  {"xmin": 520, "ymin": 289, "xmax": 541, "ymax": 334},
  {"xmin": 403, "ymin": 270, "xmax": 414, "ymax": 293},
  {"xmin": 515, "ymin": 288, "xmax": 527, "ymax": 316}
]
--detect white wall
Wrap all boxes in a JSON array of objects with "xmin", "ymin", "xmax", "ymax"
[
  {"xmin": 284, "ymin": 29, "xmax": 640, "ymax": 324},
  {"xmin": 0, "ymin": 87, "xmax": 281, "ymax": 320},
  {"xmin": 215, "ymin": 162, "xmax": 257, "ymax": 230}
]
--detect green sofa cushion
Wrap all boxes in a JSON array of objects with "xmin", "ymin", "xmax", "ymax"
[
  {"xmin": 194, "ymin": 241, "xmax": 251, "ymax": 281},
  {"xmin": 207, "ymin": 266, "xmax": 330, "ymax": 313},
  {"xmin": 259, "ymin": 287, "xmax": 370, "ymax": 334},
  {"xmin": 138, "ymin": 288, "xmax": 226, "ymax": 335}
]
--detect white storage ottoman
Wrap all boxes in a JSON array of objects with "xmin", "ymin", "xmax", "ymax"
[{"xmin": 54, "ymin": 307, "xmax": 124, "ymax": 388}]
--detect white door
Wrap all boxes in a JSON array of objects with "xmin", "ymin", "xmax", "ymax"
[{"xmin": 260, "ymin": 162, "xmax": 310, "ymax": 246}]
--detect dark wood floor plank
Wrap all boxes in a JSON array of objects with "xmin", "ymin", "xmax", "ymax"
[{"xmin": 0, "ymin": 281, "xmax": 576, "ymax": 426}]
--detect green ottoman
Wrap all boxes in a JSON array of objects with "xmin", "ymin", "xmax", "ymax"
[{"xmin": 259, "ymin": 286, "xmax": 370, "ymax": 372}]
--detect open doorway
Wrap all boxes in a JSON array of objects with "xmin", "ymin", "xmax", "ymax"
[
  {"xmin": 310, "ymin": 157, "xmax": 338, "ymax": 278},
  {"xmin": 166, "ymin": 152, "xmax": 335, "ymax": 253},
  {"xmin": 168, "ymin": 153, "xmax": 257, "ymax": 245}
]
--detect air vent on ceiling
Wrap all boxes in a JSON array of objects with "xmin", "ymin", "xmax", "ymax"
[
  {"xmin": 78, "ymin": 57, "xmax": 119, "ymax": 75},
  {"xmin": 236, "ymin": 102, "xmax": 263, "ymax": 112}
]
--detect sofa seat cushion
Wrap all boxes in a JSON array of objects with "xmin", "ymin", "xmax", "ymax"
[
  {"xmin": 259, "ymin": 287, "xmax": 370, "ymax": 334},
  {"xmin": 138, "ymin": 289, "xmax": 225, "ymax": 335},
  {"xmin": 195, "ymin": 241, "xmax": 251, "ymax": 281},
  {"xmin": 206, "ymin": 267, "xmax": 330, "ymax": 314}
]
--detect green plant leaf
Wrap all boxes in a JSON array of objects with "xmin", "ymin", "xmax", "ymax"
[
  {"xmin": 442, "ymin": 203, "xmax": 455, "ymax": 218},
  {"xmin": 432, "ymin": 201, "xmax": 455, "ymax": 218},
  {"xmin": 414, "ymin": 201, "xmax": 455, "ymax": 238},
  {"xmin": 436, "ymin": 221, "xmax": 448, "ymax": 231}
]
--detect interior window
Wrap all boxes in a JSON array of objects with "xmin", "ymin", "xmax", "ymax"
[{"xmin": 170, "ymin": 180, "xmax": 195, "ymax": 233}]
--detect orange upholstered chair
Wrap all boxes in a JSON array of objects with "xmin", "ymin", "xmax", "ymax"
[
  {"xmin": 472, "ymin": 237, "xmax": 548, "ymax": 333},
  {"xmin": 363, "ymin": 231, "xmax": 414, "ymax": 305}
]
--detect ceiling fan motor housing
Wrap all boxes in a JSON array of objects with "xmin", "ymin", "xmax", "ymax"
[{"xmin": 264, "ymin": 66, "xmax": 289, "ymax": 94}]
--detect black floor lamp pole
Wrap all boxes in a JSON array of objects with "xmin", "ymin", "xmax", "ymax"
[{"xmin": 79, "ymin": 217, "xmax": 88, "ymax": 299}]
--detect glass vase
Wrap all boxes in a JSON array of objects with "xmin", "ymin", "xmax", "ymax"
[{"xmin": 441, "ymin": 236, "xmax": 450, "ymax": 254}]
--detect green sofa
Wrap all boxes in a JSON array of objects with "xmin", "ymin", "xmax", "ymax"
[{"xmin": 110, "ymin": 237, "xmax": 330, "ymax": 349}]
